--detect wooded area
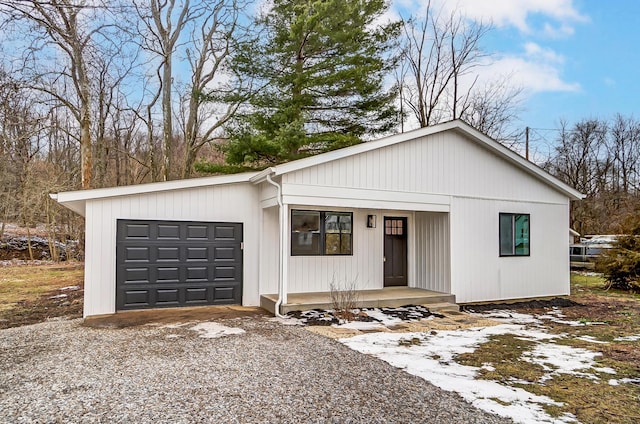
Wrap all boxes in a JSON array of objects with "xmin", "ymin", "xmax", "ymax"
[{"xmin": 0, "ymin": 0, "xmax": 638, "ymax": 257}]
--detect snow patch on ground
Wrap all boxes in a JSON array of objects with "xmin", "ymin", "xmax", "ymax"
[
  {"xmin": 614, "ymin": 334, "xmax": 640, "ymax": 342},
  {"xmin": 522, "ymin": 343, "xmax": 615, "ymax": 382},
  {"xmin": 338, "ymin": 310, "xmax": 619, "ymax": 424},
  {"xmin": 337, "ymin": 320, "xmax": 387, "ymax": 330},
  {"xmin": 189, "ymin": 322, "xmax": 245, "ymax": 338},
  {"xmin": 609, "ymin": 377, "xmax": 640, "ymax": 386},
  {"xmin": 575, "ymin": 335, "xmax": 608, "ymax": 344},
  {"xmin": 477, "ymin": 310, "xmax": 542, "ymax": 325},
  {"xmin": 341, "ymin": 326, "xmax": 579, "ymax": 424},
  {"xmin": 158, "ymin": 321, "xmax": 246, "ymax": 338}
]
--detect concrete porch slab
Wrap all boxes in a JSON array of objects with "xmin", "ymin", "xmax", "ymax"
[{"xmin": 261, "ymin": 287, "xmax": 456, "ymax": 315}]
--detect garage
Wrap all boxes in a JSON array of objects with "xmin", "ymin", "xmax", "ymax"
[{"xmin": 116, "ymin": 220, "xmax": 243, "ymax": 310}]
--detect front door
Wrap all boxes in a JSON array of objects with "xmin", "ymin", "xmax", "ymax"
[{"xmin": 384, "ymin": 217, "xmax": 408, "ymax": 287}]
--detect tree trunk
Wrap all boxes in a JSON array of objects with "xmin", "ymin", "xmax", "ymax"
[{"xmin": 161, "ymin": 55, "xmax": 173, "ymax": 181}]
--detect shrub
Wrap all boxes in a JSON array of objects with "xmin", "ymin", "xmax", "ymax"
[
  {"xmin": 596, "ymin": 212, "xmax": 640, "ymax": 291},
  {"xmin": 329, "ymin": 277, "xmax": 360, "ymax": 322}
]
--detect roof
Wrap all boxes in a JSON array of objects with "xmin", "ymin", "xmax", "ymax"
[
  {"xmin": 54, "ymin": 120, "xmax": 584, "ymax": 216},
  {"xmin": 51, "ymin": 172, "xmax": 258, "ymax": 216}
]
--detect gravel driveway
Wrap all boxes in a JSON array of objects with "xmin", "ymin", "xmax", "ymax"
[{"xmin": 0, "ymin": 316, "xmax": 512, "ymax": 423}]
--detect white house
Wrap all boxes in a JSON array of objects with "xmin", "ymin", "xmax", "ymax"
[{"xmin": 53, "ymin": 120, "xmax": 584, "ymax": 318}]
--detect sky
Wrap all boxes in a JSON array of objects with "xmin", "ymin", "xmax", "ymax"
[{"xmin": 391, "ymin": 0, "xmax": 640, "ymax": 157}]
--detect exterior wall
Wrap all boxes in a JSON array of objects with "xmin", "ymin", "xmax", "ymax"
[
  {"xmin": 280, "ymin": 131, "xmax": 572, "ymax": 302},
  {"xmin": 259, "ymin": 206, "xmax": 280, "ymax": 295},
  {"xmin": 415, "ymin": 212, "xmax": 451, "ymax": 294},
  {"xmin": 259, "ymin": 181, "xmax": 278, "ymax": 207},
  {"xmin": 282, "ymin": 131, "xmax": 568, "ymax": 204},
  {"xmin": 449, "ymin": 197, "xmax": 570, "ymax": 303},
  {"xmin": 285, "ymin": 207, "xmax": 414, "ymax": 293},
  {"xmin": 83, "ymin": 183, "xmax": 260, "ymax": 317}
]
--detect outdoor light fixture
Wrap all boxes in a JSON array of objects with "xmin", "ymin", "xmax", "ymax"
[{"xmin": 367, "ymin": 214, "xmax": 376, "ymax": 228}]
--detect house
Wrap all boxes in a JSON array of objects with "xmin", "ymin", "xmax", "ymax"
[{"xmin": 52, "ymin": 120, "xmax": 584, "ymax": 318}]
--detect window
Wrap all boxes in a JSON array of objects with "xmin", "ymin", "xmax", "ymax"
[
  {"xmin": 291, "ymin": 210, "xmax": 352, "ymax": 256},
  {"xmin": 499, "ymin": 213, "xmax": 530, "ymax": 256}
]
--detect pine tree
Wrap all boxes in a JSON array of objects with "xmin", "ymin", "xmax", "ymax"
[{"xmin": 224, "ymin": 0, "xmax": 400, "ymax": 165}]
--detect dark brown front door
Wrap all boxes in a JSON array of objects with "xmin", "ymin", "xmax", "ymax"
[{"xmin": 384, "ymin": 217, "xmax": 408, "ymax": 287}]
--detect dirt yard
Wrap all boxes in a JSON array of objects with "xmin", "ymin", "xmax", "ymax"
[{"xmin": 0, "ymin": 262, "xmax": 84, "ymax": 329}]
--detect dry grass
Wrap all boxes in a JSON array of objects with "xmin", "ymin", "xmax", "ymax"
[
  {"xmin": 456, "ymin": 272, "xmax": 640, "ymax": 424},
  {"xmin": 0, "ymin": 262, "xmax": 84, "ymax": 328}
]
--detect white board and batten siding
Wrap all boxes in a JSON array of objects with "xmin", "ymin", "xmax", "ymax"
[
  {"xmin": 279, "ymin": 130, "xmax": 572, "ymax": 303},
  {"xmin": 58, "ymin": 121, "xmax": 580, "ymax": 317},
  {"xmin": 449, "ymin": 197, "xmax": 570, "ymax": 303},
  {"xmin": 282, "ymin": 131, "xmax": 567, "ymax": 204},
  {"xmin": 83, "ymin": 183, "xmax": 260, "ymax": 317},
  {"xmin": 285, "ymin": 208, "xmax": 414, "ymax": 293},
  {"xmin": 415, "ymin": 212, "xmax": 451, "ymax": 294}
]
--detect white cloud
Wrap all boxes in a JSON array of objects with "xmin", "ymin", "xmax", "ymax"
[
  {"xmin": 542, "ymin": 23, "xmax": 575, "ymax": 38},
  {"xmin": 394, "ymin": 0, "xmax": 588, "ymax": 36},
  {"xmin": 480, "ymin": 43, "xmax": 580, "ymax": 94},
  {"xmin": 392, "ymin": 1, "xmax": 584, "ymax": 96}
]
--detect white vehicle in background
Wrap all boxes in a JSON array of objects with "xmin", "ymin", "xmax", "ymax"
[{"xmin": 570, "ymin": 235, "xmax": 618, "ymax": 269}]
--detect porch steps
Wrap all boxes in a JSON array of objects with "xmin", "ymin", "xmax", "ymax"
[{"xmin": 260, "ymin": 287, "xmax": 456, "ymax": 315}]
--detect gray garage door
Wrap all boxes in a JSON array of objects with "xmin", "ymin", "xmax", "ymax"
[{"xmin": 116, "ymin": 220, "xmax": 243, "ymax": 311}]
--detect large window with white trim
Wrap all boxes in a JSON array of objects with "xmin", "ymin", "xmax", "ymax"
[
  {"xmin": 291, "ymin": 210, "xmax": 352, "ymax": 256},
  {"xmin": 499, "ymin": 213, "xmax": 530, "ymax": 256}
]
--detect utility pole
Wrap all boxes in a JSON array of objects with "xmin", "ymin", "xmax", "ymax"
[{"xmin": 525, "ymin": 126, "xmax": 530, "ymax": 160}]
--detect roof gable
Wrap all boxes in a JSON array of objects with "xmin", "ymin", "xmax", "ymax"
[{"xmin": 252, "ymin": 120, "xmax": 583, "ymax": 200}]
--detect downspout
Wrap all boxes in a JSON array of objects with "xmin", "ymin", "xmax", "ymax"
[{"xmin": 265, "ymin": 173, "xmax": 287, "ymax": 318}]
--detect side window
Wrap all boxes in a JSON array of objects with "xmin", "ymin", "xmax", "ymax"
[
  {"xmin": 499, "ymin": 213, "xmax": 530, "ymax": 256},
  {"xmin": 291, "ymin": 210, "xmax": 353, "ymax": 256}
]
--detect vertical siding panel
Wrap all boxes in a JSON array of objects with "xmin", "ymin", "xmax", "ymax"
[{"xmin": 281, "ymin": 131, "xmax": 567, "ymax": 204}]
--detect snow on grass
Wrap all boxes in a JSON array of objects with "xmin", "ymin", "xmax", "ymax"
[
  {"xmin": 575, "ymin": 335, "xmax": 609, "ymax": 344},
  {"xmin": 521, "ymin": 343, "xmax": 615, "ymax": 382},
  {"xmin": 476, "ymin": 309, "xmax": 607, "ymax": 327},
  {"xmin": 614, "ymin": 334, "xmax": 640, "ymax": 342},
  {"xmin": 609, "ymin": 377, "xmax": 640, "ymax": 386},
  {"xmin": 338, "ymin": 311, "xmax": 619, "ymax": 424},
  {"xmin": 341, "ymin": 325, "xmax": 579, "ymax": 424}
]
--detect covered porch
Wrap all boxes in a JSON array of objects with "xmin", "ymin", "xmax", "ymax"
[{"xmin": 260, "ymin": 286, "xmax": 457, "ymax": 315}]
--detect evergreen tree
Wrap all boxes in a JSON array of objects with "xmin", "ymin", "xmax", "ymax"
[{"xmin": 224, "ymin": 0, "xmax": 400, "ymax": 165}]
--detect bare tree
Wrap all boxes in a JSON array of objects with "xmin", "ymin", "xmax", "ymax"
[
  {"xmin": 178, "ymin": 0, "xmax": 250, "ymax": 178},
  {"xmin": 609, "ymin": 114, "xmax": 640, "ymax": 194},
  {"xmin": 133, "ymin": 0, "xmax": 202, "ymax": 181},
  {"xmin": 400, "ymin": 1, "xmax": 488, "ymax": 127},
  {"xmin": 460, "ymin": 75, "xmax": 523, "ymax": 143},
  {"xmin": 0, "ymin": 0, "xmax": 116, "ymax": 188},
  {"xmin": 398, "ymin": 2, "xmax": 522, "ymax": 142}
]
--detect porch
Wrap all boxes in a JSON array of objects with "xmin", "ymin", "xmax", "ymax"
[{"xmin": 260, "ymin": 287, "xmax": 457, "ymax": 315}]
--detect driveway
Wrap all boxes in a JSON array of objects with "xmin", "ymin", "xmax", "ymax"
[{"xmin": 0, "ymin": 313, "xmax": 511, "ymax": 424}]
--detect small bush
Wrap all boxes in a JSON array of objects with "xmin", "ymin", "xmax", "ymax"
[{"xmin": 329, "ymin": 277, "xmax": 359, "ymax": 322}]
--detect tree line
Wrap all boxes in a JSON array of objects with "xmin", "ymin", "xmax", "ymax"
[
  {"xmin": 543, "ymin": 115, "xmax": 640, "ymax": 236},
  {"xmin": 0, "ymin": 0, "xmax": 636, "ymax": 252}
]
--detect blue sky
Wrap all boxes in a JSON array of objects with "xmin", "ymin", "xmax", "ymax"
[{"xmin": 392, "ymin": 0, "xmax": 639, "ymax": 156}]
